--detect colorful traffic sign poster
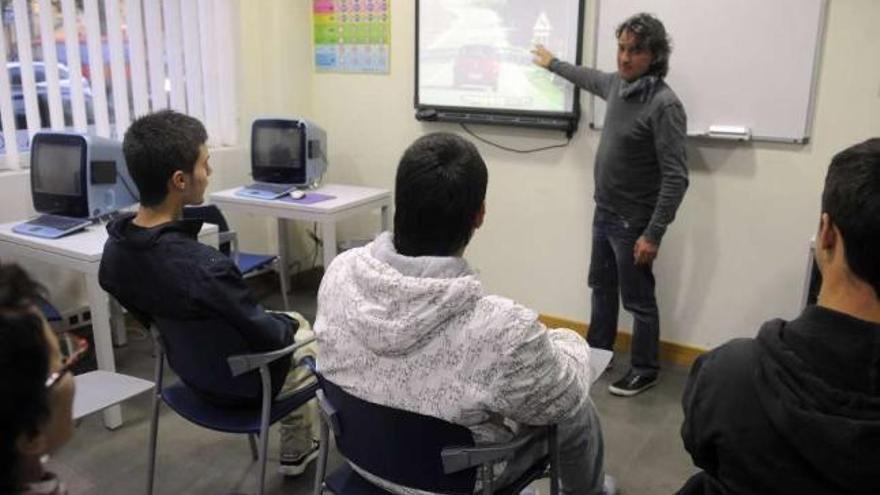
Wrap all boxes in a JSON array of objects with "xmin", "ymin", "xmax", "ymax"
[{"xmin": 314, "ymin": 0, "xmax": 390, "ymax": 74}]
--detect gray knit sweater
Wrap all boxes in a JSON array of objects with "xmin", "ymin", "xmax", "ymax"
[{"xmin": 550, "ymin": 60, "xmax": 689, "ymax": 244}]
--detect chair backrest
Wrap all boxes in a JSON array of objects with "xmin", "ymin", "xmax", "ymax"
[
  {"xmin": 319, "ymin": 376, "xmax": 477, "ymax": 494},
  {"xmin": 154, "ymin": 316, "xmax": 270, "ymax": 404},
  {"xmin": 182, "ymin": 205, "xmax": 231, "ymax": 255}
]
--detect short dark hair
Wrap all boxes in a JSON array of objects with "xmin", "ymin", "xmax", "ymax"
[
  {"xmin": 0, "ymin": 264, "xmax": 49, "ymax": 493},
  {"xmin": 393, "ymin": 133, "xmax": 488, "ymax": 257},
  {"xmin": 123, "ymin": 110, "xmax": 208, "ymax": 207},
  {"xmin": 616, "ymin": 13, "xmax": 672, "ymax": 79},
  {"xmin": 822, "ymin": 138, "xmax": 880, "ymax": 296}
]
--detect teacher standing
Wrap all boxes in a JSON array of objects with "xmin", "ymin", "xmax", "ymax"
[{"xmin": 533, "ymin": 13, "xmax": 689, "ymax": 396}]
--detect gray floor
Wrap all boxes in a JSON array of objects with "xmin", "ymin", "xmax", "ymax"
[{"xmin": 52, "ymin": 277, "xmax": 698, "ymax": 494}]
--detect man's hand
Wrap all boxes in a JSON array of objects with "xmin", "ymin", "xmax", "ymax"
[
  {"xmin": 633, "ymin": 236, "xmax": 659, "ymax": 266},
  {"xmin": 531, "ymin": 44, "xmax": 556, "ymax": 69}
]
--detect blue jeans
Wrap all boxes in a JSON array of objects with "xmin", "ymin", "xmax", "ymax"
[
  {"xmin": 494, "ymin": 399, "xmax": 605, "ymax": 495},
  {"xmin": 588, "ymin": 207, "xmax": 660, "ymax": 376}
]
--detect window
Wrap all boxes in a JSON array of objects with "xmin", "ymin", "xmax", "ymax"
[{"xmin": 0, "ymin": 0, "xmax": 238, "ymax": 169}]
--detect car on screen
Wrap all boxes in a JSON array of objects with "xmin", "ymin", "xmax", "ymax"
[{"xmin": 453, "ymin": 44, "xmax": 501, "ymax": 92}]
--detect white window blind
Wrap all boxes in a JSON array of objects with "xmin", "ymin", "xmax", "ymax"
[{"xmin": 0, "ymin": 0, "xmax": 238, "ymax": 170}]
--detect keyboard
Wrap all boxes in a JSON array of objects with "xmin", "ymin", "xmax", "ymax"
[
  {"xmin": 235, "ymin": 182, "xmax": 295, "ymax": 200},
  {"xmin": 12, "ymin": 214, "xmax": 91, "ymax": 239}
]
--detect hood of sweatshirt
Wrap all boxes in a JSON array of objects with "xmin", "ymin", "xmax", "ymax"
[
  {"xmin": 105, "ymin": 213, "xmax": 202, "ymax": 249},
  {"xmin": 754, "ymin": 305, "xmax": 880, "ymax": 491},
  {"xmin": 321, "ymin": 232, "xmax": 483, "ymax": 357}
]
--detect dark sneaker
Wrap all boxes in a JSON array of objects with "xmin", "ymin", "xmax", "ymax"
[
  {"xmin": 278, "ymin": 439, "xmax": 319, "ymax": 476},
  {"xmin": 608, "ymin": 370, "xmax": 658, "ymax": 397}
]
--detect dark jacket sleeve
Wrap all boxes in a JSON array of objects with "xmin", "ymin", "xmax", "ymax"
[
  {"xmin": 548, "ymin": 59, "xmax": 616, "ymax": 99},
  {"xmin": 681, "ymin": 352, "xmax": 721, "ymax": 475},
  {"xmin": 196, "ymin": 258, "xmax": 296, "ymax": 352},
  {"xmin": 644, "ymin": 101, "xmax": 689, "ymax": 244}
]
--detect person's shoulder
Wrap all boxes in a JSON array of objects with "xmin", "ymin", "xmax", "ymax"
[
  {"xmin": 697, "ymin": 337, "xmax": 761, "ymax": 383},
  {"xmin": 178, "ymin": 240, "xmax": 238, "ymax": 279},
  {"xmin": 652, "ymin": 80, "xmax": 684, "ymax": 109},
  {"xmin": 320, "ymin": 245, "xmax": 369, "ymax": 287},
  {"xmin": 202, "ymin": 246, "xmax": 237, "ymax": 269},
  {"xmin": 472, "ymin": 295, "xmax": 542, "ymax": 342}
]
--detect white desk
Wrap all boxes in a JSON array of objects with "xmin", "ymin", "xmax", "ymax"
[
  {"xmin": 210, "ymin": 184, "xmax": 392, "ymax": 306},
  {"xmin": 0, "ymin": 220, "xmax": 217, "ymax": 429},
  {"xmin": 74, "ymin": 371, "xmax": 154, "ymax": 420}
]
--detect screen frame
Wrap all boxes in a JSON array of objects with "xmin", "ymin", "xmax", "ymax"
[
  {"xmin": 250, "ymin": 119, "xmax": 307, "ymax": 185},
  {"xmin": 30, "ymin": 133, "xmax": 89, "ymax": 218},
  {"xmin": 414, "ymin": 0, "xmax": 587, "ymax": 132}
]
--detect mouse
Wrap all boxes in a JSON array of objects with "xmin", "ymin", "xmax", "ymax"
[{"xmin": 289, "ymin": 190, "xmax": 306, "ymax": 200}]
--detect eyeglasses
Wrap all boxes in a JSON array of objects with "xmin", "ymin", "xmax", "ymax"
[{"xmin": 45, "ymin": 334, "xmax": 89, "ymax": 389}]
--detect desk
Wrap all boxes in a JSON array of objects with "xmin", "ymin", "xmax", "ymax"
[
  {"xmin": 0, "ymin": 220, "xmax": 217, "ymax": 429},
  {"xmin": 210, "ymin": 184, "xmax": 392, "ymax": 306},
  {"xmin": 74, "ymin": 371, "xmax": 154, "ymax": 420}
]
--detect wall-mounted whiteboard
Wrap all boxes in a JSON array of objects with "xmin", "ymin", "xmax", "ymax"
[{"xmin": 592, "ymin": 0, "xmax": 827, "ymax": 143}]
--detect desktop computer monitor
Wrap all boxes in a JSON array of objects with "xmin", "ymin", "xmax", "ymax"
[
  {"xmin": 30, "ymin": 132, "xmax": 138, "ymax": 219},
  {"xmin": 251, "ymin": 118, "xmax": 327, "ymax": 188}
]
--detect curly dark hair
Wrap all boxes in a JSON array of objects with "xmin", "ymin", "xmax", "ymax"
[
  {"xmin": 616, "ymin": 13, "xmax": 672, "ymax": 79},
  {"xmin": 0, "ymin": 263, "xmax": 50, "ymax": 493}
]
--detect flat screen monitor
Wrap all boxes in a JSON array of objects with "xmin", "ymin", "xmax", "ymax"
[
  {"xmin": 251, "ymin": 120, "xmax": 306, "ymax": 184},
  {"xmin": 415, "ymin": 0, "xmax": 585, "ymax": 132},
  {"xmin": 30, "ymin": 134, "xmax": 88, "ymax": 218}
]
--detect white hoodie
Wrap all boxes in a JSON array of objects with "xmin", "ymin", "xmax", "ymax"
[{"xmin": 314, "ymin": 232, "xmax": 595, "ymax": 443}]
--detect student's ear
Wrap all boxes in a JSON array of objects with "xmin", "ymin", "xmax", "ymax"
[
  {"xmin": 170, "ymin": 170, "xmax": 188, "ymax": 192},
  {"xmin": 474, "ymin": 202, "xmax": 486, "ymax": 230},
  {"xmin": 818, "ymin": 213, "xmax": 837, "ymax": 251},
  {"xmin": 16, "ymin": 429, "xmax": 48, "ymax": 458}
]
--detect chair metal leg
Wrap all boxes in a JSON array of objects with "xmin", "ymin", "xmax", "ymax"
[
  {"xmin": 256, "ymin": 367, "xmax": 273, "ymax": 495},
  {"xmin": 146, "ymin": 391, "xmax": 161, "ymax": 495},
  {"xmin": 276, "ymin": 219, "xmax": 292, "ymax": 311},
  {"xmin": 248, "ymin": 433, "xmax": 259, "ymax": 461},
  {"xmin": 313, "ymin": 416, "xmax": 330, "ymax": 495},
  {"xmin": 549, "ymin": 425, "xmax": 560, "ymax": 495},
  {"xmin": 146, "ymin": 340, "xmax": 165, "ymax": 495},
  {"xmin": 481, "ymin": 464, "xmax": 493, "ymax": 495}
]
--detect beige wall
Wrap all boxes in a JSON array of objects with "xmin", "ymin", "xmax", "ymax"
[{"xmin": 236, "ymin": 0, "xmax": 880, "ymax": 350}]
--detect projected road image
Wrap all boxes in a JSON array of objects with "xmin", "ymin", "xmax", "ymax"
[{"xmin": 418, "ymin": 0, "xmax": 578, "ymax": 113}]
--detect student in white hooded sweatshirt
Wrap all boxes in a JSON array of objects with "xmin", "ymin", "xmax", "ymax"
[{"xmin": 314, "ymin": 132, "xmax": 610, "ymax": 495}]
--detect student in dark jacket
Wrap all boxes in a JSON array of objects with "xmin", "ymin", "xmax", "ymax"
[
  {"xmin": 98, "ymin": 110, "xmax": 318, "ymax": 476},
  {"xmin": 678, "ymin": 138, "xmax": 880, "ymax": 494}
]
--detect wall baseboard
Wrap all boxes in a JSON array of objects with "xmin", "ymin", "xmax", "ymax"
[{"xmin": 538, "ymin": 314, "xmax": 705, "ymax": 368}]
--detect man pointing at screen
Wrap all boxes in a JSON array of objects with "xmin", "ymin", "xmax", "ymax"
[{"xmin": 533, "ymin": 13, "xmax": 688, "ymax": 396}]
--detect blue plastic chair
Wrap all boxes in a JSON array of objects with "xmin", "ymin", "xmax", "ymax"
[
  {"xmin": 146, "ymin": 317, "xmax": 317, "ymax": 495},
  {"xmin": 313, "ymin": 376, "xmax": 559, "ymax": 495},
  {"xmin": 183, "ymin": 204, "xmax": 290, "ymax": 310}
]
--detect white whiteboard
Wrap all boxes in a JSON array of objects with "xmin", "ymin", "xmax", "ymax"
[{"xmin": 592, "ymin": 0, "xmax": 827, "ymax": 143}]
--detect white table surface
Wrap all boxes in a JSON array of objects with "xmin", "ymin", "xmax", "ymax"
[
  {"xmin": 74, "ymin": 371, "xmax": 154, "ymax": 420},
  {"xmin": 209, "ymin": 183, "xmax": 391, "ymax": 220},
  {"xmin": 0, "ymin": 219, "xmax": 217, "ymax": 429},
  {"xmin": 590, "ymin": 348, "xmax": 614, "ymax": 383},
  {"xmin": 210, "ymin": 182, "xmax": 392, "ymax": 281}
]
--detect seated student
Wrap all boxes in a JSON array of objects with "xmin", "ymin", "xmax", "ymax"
[
  {"xmin": 98, "ymin": 110, "xmax": 317, "ymax": 476},
  {"xmin": 314, "ymin": 133, "xmax": 610, "ymax": 495},
  {"xmin": 678, "ymin": 139, "xmax": 880, "ymax": 494},
  {"xmin": 0, "ymin": 263, "xmax": 77, "ymax": 494}
]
